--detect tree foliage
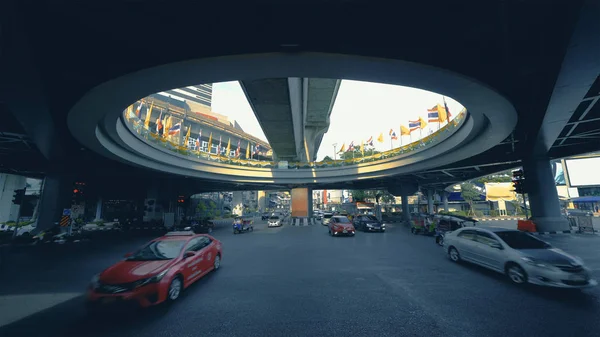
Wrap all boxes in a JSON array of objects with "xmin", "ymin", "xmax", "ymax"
[
  {"xmin": 460, "ymin": 183, "xmax": 481, "ymax": 216},
  {"xmin": 350, "ymin": 189, "xmax": 395, "ymax": 204}
]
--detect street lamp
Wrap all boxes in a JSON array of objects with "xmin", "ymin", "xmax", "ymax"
[{"xmin": 332, "ymin": 143, "xmax": 337, "ymax": 161}]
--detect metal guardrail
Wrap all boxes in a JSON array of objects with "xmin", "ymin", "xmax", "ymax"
[{"xmin": 124, "ymin": 108, "xmax": 468, "ymax": 169}]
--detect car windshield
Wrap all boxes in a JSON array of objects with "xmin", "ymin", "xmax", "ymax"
[
  {"xmin": 495, "ymin": 231, "xmax": 551, "ymax": 249},
  {"xmin": 269, "ymin": 216, "xmax": 279, "ymax": 220},
  {"xmin": 324, "ymin": 214, "xmax": 333, "ymax": 218},
  {"xmin": 336, "ymin": 217, "xmax": 351, "ymax": 223},
  {"xmin": 127, "ymin": 240, "xmax": 186, "ymax": 261},
  {"xmin": 363, "ymin": 215, "xmax": 378, "ymax": 221}
]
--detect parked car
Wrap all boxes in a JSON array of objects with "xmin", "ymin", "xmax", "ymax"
[
  {"xmin": 261, "ymin": 212, "xmax": 270, "ymax": 220},
  {"xmin": 444, "ymin": 227, "xmax": 597, "ymax": 288},
  {"xmin": 86, "ymin": 231, "xmax": 222, "ymax": 310},
  {"xmin": 353, "ymin": 215, "xmax": 385, "ymax": 232},
  {"xmin": 328, "ymin": 216, "xmax": 356, "ymax": 237},
  {"xmin": 268, "ymin": 216, "xmax": 282, "ymax": 227}
]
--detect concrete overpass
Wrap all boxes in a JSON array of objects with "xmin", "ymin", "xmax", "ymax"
[
  {"xmin": 1, "ymin": 0, "xmax": 599, "ymax": 232},
  {"xmin": 240, "ymin": 78, "xmax": 340, "ymax": 162}
]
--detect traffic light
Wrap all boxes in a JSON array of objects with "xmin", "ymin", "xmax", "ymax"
[
  {"xmin": 512, "ymin": 169, "xmax": 526, "ymax": 194},
  {"xmin": 177, "ymin": 195, "xmax": 188, "ymax": 206},
  {"xmin": 12, "ymin": 189, "xmax": 25, "ymax": 205},
  {"xmin": 72, "ymin": 182, "xmax": 86, "ymax": 204}
]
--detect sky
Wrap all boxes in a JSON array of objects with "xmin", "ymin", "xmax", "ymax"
[{"xmin": 211, "ymin": 80, "xmax": 465, "ymax": 161}]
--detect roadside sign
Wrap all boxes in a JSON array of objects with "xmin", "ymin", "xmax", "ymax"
[
  {"xmin": 62, "ymin": 209, "xmax": 71, "ymax": 216},
  {"xmin": 60, "ymin": 215, "xmax": 70, "ymax": 227}
]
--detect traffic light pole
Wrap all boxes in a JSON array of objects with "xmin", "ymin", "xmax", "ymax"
[
  {"xmin": 523, "ymin": 193, "xmax": 529, "ymax": 219},
  {"xmin": 11, "ymin": 187, "xmax": 26, "ymax": 240}
]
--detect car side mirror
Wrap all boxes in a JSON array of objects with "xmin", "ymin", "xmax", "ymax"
[
  {"xmin": 124, "ymin": 252, "xmax": 133, "ymax": 258},
  {"xmin": 491, "ymin": 243, "xmax": 503, "ymax": 250},
  {"xmin": 184, "ymin": 251, "xmax": 196, "ymax": 258}
]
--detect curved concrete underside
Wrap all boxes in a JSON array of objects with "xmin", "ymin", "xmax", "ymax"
[{"xmin": 69, "ymin": 53, "xmax": 517, "ymax": 185}]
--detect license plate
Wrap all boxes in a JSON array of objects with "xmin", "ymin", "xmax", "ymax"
[
  {"xmin": 101, "ymin": 297, "xmax": 117, "ymax": 304},
  {"xmin": 570, "ymin": 274, "xmax": 587, "ymax": 281},
  {"xmin": 343, "ymin": 230, "xmax": 347, "ymax": 233}
]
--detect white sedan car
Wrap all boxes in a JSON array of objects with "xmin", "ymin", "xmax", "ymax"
[
  {"xmin": 267, "ymin": 216, "xmax": 282, "ymax": 227},
  {"xmin": 444, "ymin": 227, "xmax": 596, "ymax": 289}
]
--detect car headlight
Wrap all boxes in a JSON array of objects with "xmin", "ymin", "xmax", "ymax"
[
  {"xmin": 366, "ymin": 224, "xmax": 373, "ymax": 227},
  {"xmin": 521, "ymin": 257, "xmax": 555, "ymax": 270},
  {"xmin": 135, "ymin": 269, "xmax": 170, "ymax": 288},
  {"xmin": 90, "ymin": 274, "xmax": 100, "ymax": 289}
]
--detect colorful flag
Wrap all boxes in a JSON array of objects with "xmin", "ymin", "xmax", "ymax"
[
  {"xmin": 347, "ymin": 141, "xmax": 355, "ymax": 152},
  {"xmin": 144, "ymin": 102, "xmax": 154, "ymax": 128},
  {"xmin": 360, "ymin": 140, "xmax": 365, "ymax": 156},
  {"xmin": 184, "ymin": 125, "xmax": 191, "ymax": 146},
  {"xmin": 400, "ymin": 125, "xmax": 410, "ymax": 136},
  {"xmin": 427, "ymin": 105, "xmax": 440, "ymax": 123},
  {"xmin": 377, "ymin": 133, "xmax": 384, "ymax": 143},
  {"xmin": 207, "ymin": 132, "xmax": 213, "ymax": 153},
  {"xmin": 254, "ymin": 144, "xmax": 261, "ymax": 155},
  {"xmin": 366, "ymin": 136, "xmax": 374, "ymax": 146},
  {"xmin": 217, "ymin": 136, "xmax": 222, "ymax": 155},
  {"xmin": 245, "ymin": 142, "xmax": 250, "ymax": 159},
  {"xmin": 389, "ymin": 129, "xmax": 398, "ymax": 140},
  {"xmin": 155, "ymin": 111, "xmax": 163, "ymax": 133},
  {"xmin": 125, "ymin": 105, "xmax": 134, "ymax": 121},
  {"xmin": 338, "ymin": 143, "xmax": 346, "ymax": 153},
  {"xmin": 168, "ymin": 122, "xmax": 181, "ymax": 135},
  {"xmin": 225, "ymin": 138, "xmax": 231, "ymax": 157},
  {"xmin": 409, "ymin": 120, "xmax": 420, "ymax": 132},
  {"xmin": 195, "ymin": 130, "xmax": 201, "ymax": 150}
]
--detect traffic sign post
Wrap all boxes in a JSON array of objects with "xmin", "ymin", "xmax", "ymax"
[{"xmin": 61, "ymin": 208, "xmax": 72, "ymax": 235}]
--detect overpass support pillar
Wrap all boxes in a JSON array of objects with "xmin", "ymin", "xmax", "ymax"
[
  {"xmin": 388, "ymin": 183, "xmax": 418, "ymax": 224},
  {"xmin": 442, "ymin": 192, "xmax": 449, "ymax": 212},
  {"xmin": 427, "ymin": 189, "xmax": 435, "ymax": 214},
  {"xmin": 36, "ymin": 175, "xmax": 73, "ymax": 232},
  {"xmin": 94, "ymin": 197, "xmax": 103, "ymax": 221},
  {"xmin": 232, "ymin": 192, "xmax": 244, "ymax": 216},
  {"xmin": 401, "ymin": 194, "xmax": 410, "ymax": 223},
  {"xmin": 523, "ymin": 157, "xmax": 569, "ymax": 232},
  {"xmin": 291, "ymin": 188, "xmax": 313, "ymax": 226}
]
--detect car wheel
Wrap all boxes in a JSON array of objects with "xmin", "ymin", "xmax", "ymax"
[
  {"xmin": 167, "ymin": 277, "xmax": 183, "ymax": 302},
  {"xmin": 213, "ymin": 254, "xmax": 221, "ymax": 271},
  {"xmin": 506, "ymin": 263, "xmax": 528, "ymax": 285},
  {"xmin": 448, "ymin": 247, "xmax": 461, "ymax": 262}
]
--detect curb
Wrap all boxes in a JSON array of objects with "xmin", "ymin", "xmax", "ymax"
[
  {"xmin": 530, "ymin": 230, "xmax": 600, "ymax": 236},
  {"xmin": 474, "ymin": 218, "xmax": 526, "ymax": 221}
]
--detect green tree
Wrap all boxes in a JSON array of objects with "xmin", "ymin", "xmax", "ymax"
[
  {"xmin": 460, "ymin": 183, "xmax": 481, "ymax": 216},
  {"xmin": 322, "ymin": 155, "xmax": 334, "ymax": 161}
]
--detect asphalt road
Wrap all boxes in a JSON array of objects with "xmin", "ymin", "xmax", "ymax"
[{"xmin": 2, "ymin": 220, "xmax": 600, "ymax": 337}]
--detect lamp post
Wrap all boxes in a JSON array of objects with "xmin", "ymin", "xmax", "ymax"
[{"xmin": 333, "ymin": 143, "xmax": 338, "ymax": 161}]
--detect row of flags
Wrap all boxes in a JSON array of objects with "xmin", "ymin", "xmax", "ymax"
[
  {"xmin": 336, "ymin": 100, "xmax": 453, "ymax": 156},
  {"xmin": 127, "ymin": 100, "xmax": 266, "ymax": 159}
]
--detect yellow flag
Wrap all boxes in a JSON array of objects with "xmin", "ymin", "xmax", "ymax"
[
  {"xmin": 245, "ymin": 142, "xmax": 250, "ymax": 159},
  {"xmin": 419, "ymin": 117, "xmax": 428, "ymax": 129},
  {"xmin": 437, "ymin": 103, "xmax": 448, "ymax": 122},
  {"xmin": 144, "ymin": 102, "xmax": 154, "ymax": 128},
  {"xmin": 163, "ymin": 116, "xmax": 172, "ymax": 137},
  {"xmin": 207, "ymin": 133, "xmax": 213, "ymax": 152},
  {"xmin": 184, "ymin": 125, "xmax": 191, "ymax": 146},
  {"xmin": 360, "ymin": 140, "xmax": 365, "ymax": 156},
  {"xmin": 125, "ymin": 105, "xmax": 133, "ymax": 121},
  {"xmin": 225, "ymin": 138, "xmax": 231, "ymax": 157},
  {"xmin": 400, "ymin": 125, "xmax": 410, "ymax": 136},
  {"xmin": 377, "ymin": 133, "xmax": 384, "ymax": 143},
  {"xmin": 338, "ymin": 143, "xmax": 346, "ymax": 153}
]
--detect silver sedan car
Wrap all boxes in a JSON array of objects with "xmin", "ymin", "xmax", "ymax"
[{"xmin": 444, "ymin": 227, "xmax": 597, "ymax": 288}]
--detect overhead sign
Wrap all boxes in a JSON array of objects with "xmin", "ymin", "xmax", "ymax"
[{"xmin": 62, "ymin": 209, "xmax": 72, "ymax": 216}]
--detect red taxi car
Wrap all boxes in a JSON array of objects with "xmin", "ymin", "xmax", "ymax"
[
  {"xmin": 86, "ymin": 231, "xmax": 222, "ymax": 310},
  {"xmin": 328, "ymin": 216, "xmax": 356, "ymax": 237}
]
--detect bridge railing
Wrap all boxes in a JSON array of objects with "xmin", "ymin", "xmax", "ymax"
[{"xmin": 123, "ymin": 108, "xmax": 467, "ymax": 170}]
